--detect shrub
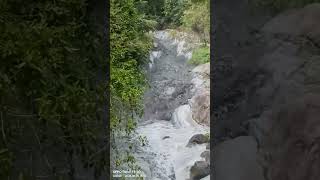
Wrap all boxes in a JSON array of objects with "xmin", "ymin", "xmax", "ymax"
[
  {"xmin": 0, "ymin": 0, "xmax": 107, "ymax": 178},
  {"xmin": 189, "ymin": 46, "xmax": 210, "ymax": 65},
  {"xmin": 163, "ymin": 0, "xmax": 187, "ymax": 27},
  {"xmin": 110, "ymin": 0, "xmax": 152, "ymax": 170},
  {"xmin": 182, "ymin": 0, "xmax": 210, "ymax": 43}
]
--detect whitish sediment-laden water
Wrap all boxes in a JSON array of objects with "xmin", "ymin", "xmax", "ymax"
[{"xmin": 133, "ymin": 31, "xmax": 209, "ymax": 180}]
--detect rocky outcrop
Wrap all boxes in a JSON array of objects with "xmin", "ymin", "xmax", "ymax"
[
  {"xmin": 260, "ymin": 94, "xmax": 320, "ymax": 180},
  {"xmin": 213, "ymin": 136, "xmax": 265, "ymax": 180},
  {"xmin": 253, "ymin": 8, "xmax": 320, "ymax": 180},
  {"xmin": 262, "ymin": 3, "xmax": 320, "ymax": 44},
  {"xmin": 214, "ymin": 2, "xmax": 320, "ymax": 180},
  {"xmin": 190, "ymin": 161, "xmax": 210, "ymax": 180},
  {"xmin": 190, "ymin": 89, "xmax": 210, "ymax": 126},
  {"xmin": 190, "ymin": 63, "xmax": 210, "ymax": 126}
]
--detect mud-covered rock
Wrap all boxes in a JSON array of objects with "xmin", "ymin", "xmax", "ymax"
[
  {"xmin": 162, "ymin": 136, "xmax": 170, "ymax": 140},
  {"xmin": 190, "ymin": 63, "xmax": 210, "ymax": 126},
  {"xmin": 192, "ymin": 62, "xmax": 210, "ymax": 77},
  {"xmin": 190, "ymin": 89, "xmax": 210, "ymax": 126},
  {"xmin": 200, "ymin": 151, "xmax": 210, "ymax": 163},
  {"xmin": 189, "ymin": 161, "xmax": 210, "ymax": 180},
  {"xmin": 187, "ymin": 134, "xmax": 209, "ymax": 147}
]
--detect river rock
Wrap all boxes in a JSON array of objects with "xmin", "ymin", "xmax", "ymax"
[
  {"xmin": 157, "ymin": 111, "xmax": 172, "ymax": 121},
  {"xmin": 189, "ymin": 63, "xmax": 210, "ymax": 126},
  {"xmin": 190, "ymin": 161, "xmax": 210, "ymax": 180},
  {"xmin": 165, "ymin": 86, "xmax": 176, "ymax": 96},
  {"xmin": 200, "ymin": 151, "xmax": 210, "ymax": 163},
  {"xmin": 187, "ymin": 134, "xmax": 209, "ymax": 147},
  {"xmin": 213, "ymin": 136, "xmax": 265, "ymax": 180},
  {"xmin": 262, "ymin": 3, "xmax": 320, "ymax": 44},
  {"xmin": 162, "ymin": 136, "xmax": 170, "ymax": 140},
  {"xmin": 190, "ymin": 88, "xmax": 210, "ymax": 126},
  {"xmin": 191, "ymin": 63, "xmax": 210, "ymax": 91},
  {"xmin": 171, "ymin": 83, "xmax": 190, "ymax": 98},
  {"xmin": 192, "ymin": 62, "xmax": 210, "ymax": 77}
]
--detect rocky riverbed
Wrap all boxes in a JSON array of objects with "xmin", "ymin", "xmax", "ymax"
[{"xmin": 133, "ymin": 30, "xmax": 211, "ymax": 180}]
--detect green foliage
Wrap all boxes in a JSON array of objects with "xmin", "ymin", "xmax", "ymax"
[
  {"xmin": 249, "ymin": 0, "xmax": 320, "ymax": 12},
  {"xmin": 110, "ymin": 0, "xmax": 152, "ymax": 168},
  {"xmin": 0, "ymin": 0, "xmax": 107, "ymax": 178},
  {"xmin": 0, "ymin": 149, "xmax": 13, "ymax": 178},
  {"xmin": 135, "ymin": 0, "xmax": 165, "ymax": 17},
  {"xmin": 163, "ymin": 0, "xmax": 187, "ymax": 27},
  {"xmin": 134, "ymin": 0, "xmax": 166, "ymax": 29},
  {"xmin": 110, "ymin": 0, "xmax": 151, "ymax": 133},
  {"xmin": 188, "ymin": 46, "xmax": 210, "ymax": 65},
  {"xmin": 182, "ymin": 0, "xmax": 210, "ymax": 43}
]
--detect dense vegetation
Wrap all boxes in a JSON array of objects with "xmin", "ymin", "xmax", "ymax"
[
  {"xmin": 182, "ymin": 0, "xmax": 210, "ymax": 64},
  {"xmin": 110, "ymin": 0, "xmax": 153, "ymax": 170},
  {"xmin": 0, "ymin": 0, "xmax": 210, "ymax": 178},
  {"xmin": 189, "ymin": 46, "xmax": 210, "ymax": 65},
  {"xmin": 182, "ymin": 0, "xmax": 210, "ymax": 43},
  {"xmin": 0, "ymin": 0, "xmax": 107, "ymax": 179}
]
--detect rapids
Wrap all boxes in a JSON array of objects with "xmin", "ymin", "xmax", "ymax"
[{"xmin": 134, "ymin": 31, "xmax": 209, "ymax": 180}]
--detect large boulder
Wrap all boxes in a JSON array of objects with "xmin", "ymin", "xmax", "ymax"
[
  {"xmin": 262, "ymin": 3, "xmax": 320, "ymax": 44},
  {"xmin": 187, "ymin": 134, "xmax": 209, "ymax": 147},
  {"xmin": 200, "ymin": 150, "xmax": 210, "ymax": 163},
  {"xmin": 190, "ymin": 89, "xmax": 210, "ymax": 126},
  {"xmin": 210, "ymin": 3, "xmax": 320, "ymax": 180},
  {"xmin": 190, "ymin": 62, "xmax": 210, "ymax": 126},
  {"xmin": 261, "ymin": 94, "xmax": 320, "ymax": 180},
  {"xmin": 191, "ymin": 63, "xmax": 210, "ymax": 91},
  {"xmin": 213, "ymin": 136, "xmax": 265, "ymax": 180},
  {"xmin": 257, "ymin": 41, "xmax": 305, "ymax": 103},
  {"xmin": 189, "ymin": 161, "xmax": 210, "ymax": 180},
  {"xmin": 192, "ymin": 62, "xmax": 210, "ymax": 77}
]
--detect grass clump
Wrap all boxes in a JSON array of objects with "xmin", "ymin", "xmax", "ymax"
[{"xmin": 189, "ymin": 46, "xmax": 210, "ymax": 65}]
